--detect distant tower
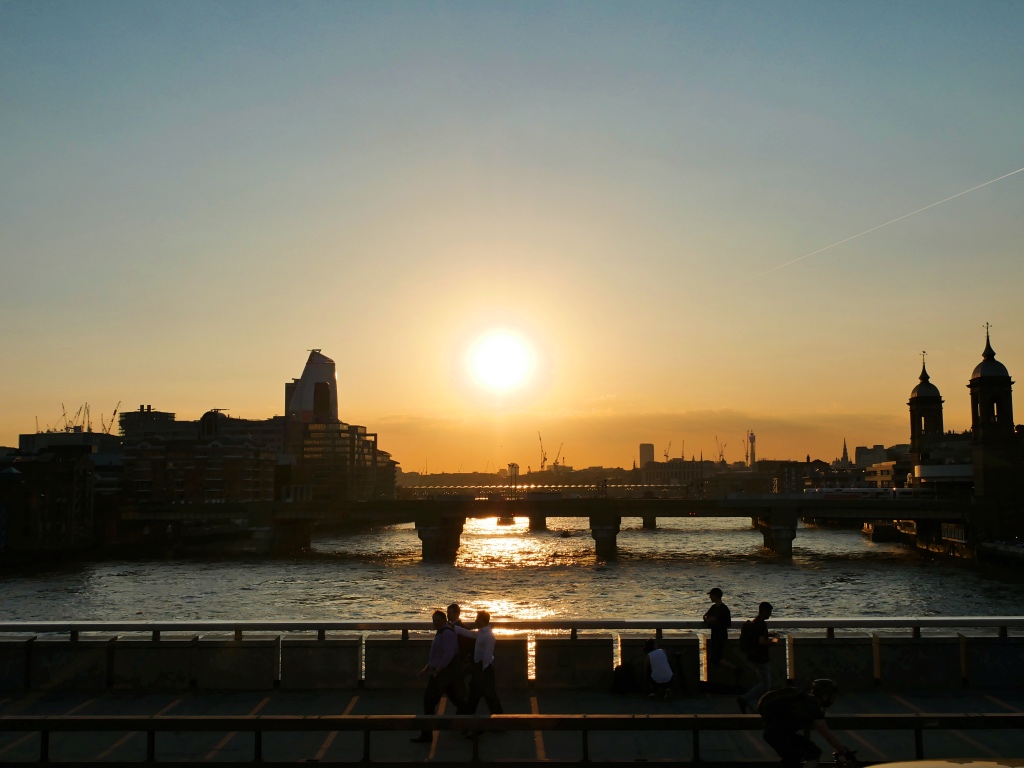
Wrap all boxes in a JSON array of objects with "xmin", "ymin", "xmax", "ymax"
[
  {"xmin": 840, "ymin": 439, "xmax": 850, "ymax": 466},
  {"xmin": 909, "ymin": 351, "xmax": 944, "ymax": 461},
  {"xmin": 639, "ymin": 443, "xmax": 655, "ymax": 468},
  {"xmin": 747, "ymin": 430, "xmax": 756, "ymax": 468},
  {"xmin": 969, "ymin": 327, "xmax": 1014, "ymax": 445}
]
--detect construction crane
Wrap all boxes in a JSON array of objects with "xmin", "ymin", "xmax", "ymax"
[
  {"xmin": 551, "ymin": 443, "xmax": 564, "ymax": 471},
  {"xmin": 715, "ymin": 436, "xmax": 727, "ymax": 464},
  {"xmin": 538, "ymin": 432, "xmax": 548, "ymax": 472},
  {"xmin": 103, "ymin": 401, "xmax": 121, "ymax": 435},
  {"xmin": 663, "ymin": 441, "xmax": 672, "ymax": 461}
]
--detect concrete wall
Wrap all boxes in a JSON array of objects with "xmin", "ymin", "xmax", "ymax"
[
  {"xmin": 963, "ymin": 636, "xmax": 1024, "ymax": 689},
  {"xmin": 534, "ymin": 636, "xmax": 614, "ymax": 691},
  {"xmin": 364, "ymin": 637, "xmax": 431, "ymax": 690},
  {"xmin": 0, "ymin": 637, "xmax": 32, "ymax": 691},
  {"xmin": 112, "ymin": 638, "xmax": 196, "ymax": 690},
  {"xmin": 29, "ymin": 637, "xmax": 116, "ymax": 691},
  {"xmin": 192, "ymin": 636, "xmax": 279, "ymax": 690},
  {"xmin": 790, "ymin": 634, "xmax": 875, "ymax": 691},
  {"xmin": 875, "ymin": 635, "xmax": 962, "ymax": 690},
  {"xmin": 280, "ymin": 637, "xmax": 361, "ymax": 690},
  {"xmin": 1, "ymin": 632, "xmax": 1019, "ymax": 693}
]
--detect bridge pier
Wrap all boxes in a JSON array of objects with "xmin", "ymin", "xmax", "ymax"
[
  {"xmin": 642, "ymin": 514, "xmax": 657, "ymax": 530},
  {"xmin": 758, "ymin": 510, "xmax": 797, "ymax": 558},
  {"xmin": 416, "ymin": 517, "xmax": 465, "ymax": 562},
  {"xmin": 590, "ymin": 515, "xmax": 621, "ymax": 560},
  {"xmin": 529, "ymin": 514, "xmax": 548, "ymax": 532}
]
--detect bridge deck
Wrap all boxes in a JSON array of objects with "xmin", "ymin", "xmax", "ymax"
[{"xmin": 1, "ymin": 686, "xmax": 1022, "ymax": 764}]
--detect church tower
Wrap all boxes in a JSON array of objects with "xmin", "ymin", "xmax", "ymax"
[
  {"xmin": 968, "ymin": 328, "xmax": 1014, "ymax": 445},
  {"xmin": 908, "ymin": 355, "xmax": 944, "ymax": 461}
]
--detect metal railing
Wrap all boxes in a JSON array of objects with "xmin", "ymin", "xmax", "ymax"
[
  {"xmin": 0, "ymin": 712, "xmax": 1022, "ymax": 764},
  {"xmin": 0, "ymin": 616, "xmax": 1021, "ymax": 641}
]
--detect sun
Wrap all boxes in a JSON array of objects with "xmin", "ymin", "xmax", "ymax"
[{"xmin": 468, "ymin": 331, "xmax": 533, "ymax": 393}]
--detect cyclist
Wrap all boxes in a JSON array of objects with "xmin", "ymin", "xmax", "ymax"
[{"xmin": 759, "ymin": 678, "xmax": 857, "ymax": 768}]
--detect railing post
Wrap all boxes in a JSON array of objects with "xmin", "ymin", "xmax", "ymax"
[
  {"xmin": 318, "ymin": 629, "xmax": 326, "ymax": 641},
  {"xmin": 362, "ymin": 729, "xmax": 371, "ymax": 762},
  {"xmin": 655, "ymin": 627, "xmax": 663, "ymax": 641},
  {"xmin": 999, "ymin": 626, "xmax": 1008, "ymax": 639},
  {"xmin": 571, "ymin": 627, "xmax": 578, "ymax": 640},
  {"xmin": 235, "ymin": 629, "xmax": 243, "ymax": 642},
  {"xmin": 692, "ymin": 726, "xmax": 700, "ymax": 762},
  {"xmin": 40, "ymin": 730, "xmax": 49, "ymax": 763},
  {"xmin": 914, "ymin": 727, "xmax": 924, "ymax": 759},
  {"xmin": 147, "ymin": 730, "xmax": 156, "ymax": 762},
  {"xmin": 402, "ymin": 628, "xmax": 410, "ymax": 641},
  {"xmin": 826, "ymin": 627, "xmax": 835, "ymax": 639},
  {"xmin": 472, "ymin": 730, "xmax": 481, "ymax": 762},
  {"xmin": 581, "ymin": 726, "xmax": 590, "ymax": 762},
  {"xmin": 254, "ymin": 728, "xmax": 262, "ymax": 762},
  {"xmin": 912, "ymin": 626, "xmax": 921, "ymax": 639}
]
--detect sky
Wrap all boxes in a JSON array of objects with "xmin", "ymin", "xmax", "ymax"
[{"xmin": 2, "ymin": 1, "xmax": 1023, "ymax": 472}]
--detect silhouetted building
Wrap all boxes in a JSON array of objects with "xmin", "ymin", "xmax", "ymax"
[
  {"xmin": 639, "ymin": 443, "xmax": 655, "ymax": 468},
  {"xmin": 0, "ymin": 446, "xmax": 97, "ymax": 561},
  {"xmin": 968, "ymin": 331, "xmax": 1024, "ymax": 535}
]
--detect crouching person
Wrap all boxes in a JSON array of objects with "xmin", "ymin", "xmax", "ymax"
[
  {"xmin": 758, "ymin": 679, "xmax": 855, "ymax": 768},
  {"xmin": 642, "ymin": 639, "xmax": 674, "ymax": 699}
]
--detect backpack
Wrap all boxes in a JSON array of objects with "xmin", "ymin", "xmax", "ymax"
[
  {"xmin": 739, "ymin": 621, "xmax": 759, "ymax": 657},
  {"xmin": 756, "ymin": 686, "xmax": 804, "ymax": 724}
]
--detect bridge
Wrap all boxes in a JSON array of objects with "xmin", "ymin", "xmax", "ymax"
[
  {"xmin": 0, "ymin": 617, "xmax": 1021, "ymax": 765},
  {"xmin": 123, "ymin": 496, "xmax": 971, "ymax": 560},
  {"xmin": 278, "ymin": 496, "xmax": 971, "ymax": 560}
]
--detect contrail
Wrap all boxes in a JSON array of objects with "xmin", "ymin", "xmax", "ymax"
[{"xmin": 754, "ymin": 166, "xmax": 1024, "ymax": 278}]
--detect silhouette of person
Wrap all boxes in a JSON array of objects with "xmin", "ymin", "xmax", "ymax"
[
  {"xmin": 761, "ymin": 679, "xmax": 854, "ymax": 768},
  {"xmin": 703, "ymin": 587, "xmax": 734, "ymax": 675},
  {"xmin": 643, "ymin": 638, "xmax": 674, "ymax": 699},
  {"xmin": 453, "ymin": 609, "xmax": 504, "ymax": 715},
  {"xmin": 738, "ymin": 601, "xmax": 780, "ymax": 713},
  {"xmin": 412, "ymin": 610, "xmax": 467, "ymax": 744}
]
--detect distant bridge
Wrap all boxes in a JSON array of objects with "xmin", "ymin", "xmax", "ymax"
[
  {"xmin": 125, "ymin": 496, "xmax": 972, "ymax": 561},
  {"xmin": 277, "ymin": 496, "xmax": 970, "ymax": 560}
]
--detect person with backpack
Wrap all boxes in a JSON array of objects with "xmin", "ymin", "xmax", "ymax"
[
  {"xmin": 737, "ymin": 601, "xmax": 780, "ymax": 713},
  {"xmin": 758, "ymin": 679, "xmax": 855, "ymax": 768},
  {"xmin": 412, "ymin": 609, "xmax": 468, "ymax": 743}
]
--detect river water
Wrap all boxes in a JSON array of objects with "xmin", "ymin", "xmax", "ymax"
[{"xmin": 2, "ymin": 518, "xmax": 1023, "ymax": 623}]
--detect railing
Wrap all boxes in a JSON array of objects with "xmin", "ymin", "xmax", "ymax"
[
  {"xmin": 1, "ymin": 712, "xmax": 1022, "ymax": 764},
  {"xmin": 0, "ymin": 616, "xmax": 1021, "ymax": 641}
]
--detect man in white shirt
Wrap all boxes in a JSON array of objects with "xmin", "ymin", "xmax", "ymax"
[
  {"xmin": 643, "ymin": 638, "xmax": 674, "ymax": 699},
  {"xmin": 453, "ymin": 609, "xmax": 503, "ymax": 715}
]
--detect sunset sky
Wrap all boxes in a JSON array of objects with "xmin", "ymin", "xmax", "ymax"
[{"xmin": 2, "ymin": 1, "xmax": 1022, "ymax": 472}]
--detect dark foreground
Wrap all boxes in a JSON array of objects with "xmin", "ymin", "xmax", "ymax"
[{"xmin": 2, "ymin": 686, "xmax": 1023, "ymax": 766}]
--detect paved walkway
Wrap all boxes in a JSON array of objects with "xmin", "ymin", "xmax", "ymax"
[{"xmin": 1, "ymin": 686, "xmax": 1023, "ymax": 764}]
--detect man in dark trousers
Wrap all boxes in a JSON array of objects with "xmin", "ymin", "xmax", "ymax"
[
  {"xmin": 702, "ymin": 587, "xmax": 734, "ymax": 676},
  {"xmin": 412, "ymin": 610, "xmax": 467, "ymax": 744},
  {"xmin": 453, "ymin": 609, "xmax": 503, "ymax": 715},
  {"xmin": 738, "ymin": 601, "xmax": 780, "ymax": 713},
  {"xmin": 760, "ymin": 679, "xmax": 855, "ymax": 768}
]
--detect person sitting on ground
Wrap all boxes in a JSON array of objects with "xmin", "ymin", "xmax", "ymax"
[
  {"xmin": 642, "ymin": 638, "xmax": 674, "ymax": 699},
  {"xmin": 759, "ymin": 678, "xmax": 855, "ymax": 768}
]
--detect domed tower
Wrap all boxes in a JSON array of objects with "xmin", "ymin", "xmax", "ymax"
[
  {"xmin": 968, "ymin": 328, "xmax": 1014, "ymax": 445},
  {"xmin": 909, "ymin": 356, "xmax": 944, "ymax": 461}
]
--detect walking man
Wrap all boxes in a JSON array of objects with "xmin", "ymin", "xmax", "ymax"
[
  {"xmin": 702, "ymin": 587, "xmax": 734, "ymax": 676},
  {"xmin": 454, "ymin": 609, "xmax": 503, "ymax": 715},
  {"xmin": 412, "ymin": 610, "xmax": 467, "ymax": 744},
  {"xmin": 738, "ymin": 601, "xmax": 780, "ymax": 713}
]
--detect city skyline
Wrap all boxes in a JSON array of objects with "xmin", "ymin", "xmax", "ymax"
[{"xmin": 2, "ymin": 2, "xmax": 1023, "ymax": 471}]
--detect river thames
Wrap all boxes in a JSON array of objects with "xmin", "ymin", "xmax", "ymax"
[{"xmin": 1, "ymin": 517, "xmax": 1023, "ymax": 622}]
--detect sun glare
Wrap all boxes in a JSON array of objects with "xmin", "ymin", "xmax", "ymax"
[{"xmin": 469, "ymin": 331, "xmax": 532, "ymax": 393}]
